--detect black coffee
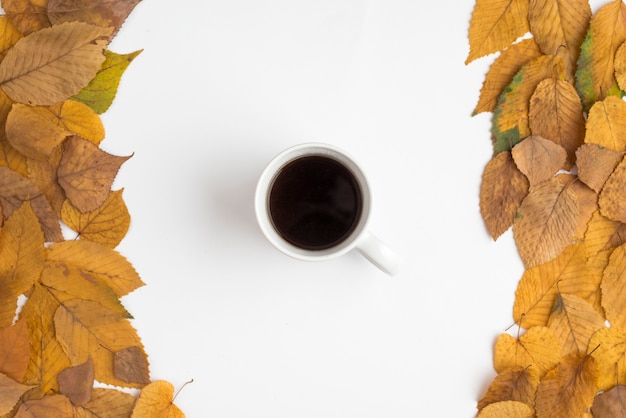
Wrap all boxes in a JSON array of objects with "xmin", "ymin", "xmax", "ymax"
[{"xmin": 268, "ymin": 155, "xmax": 363, "ymax": 250}]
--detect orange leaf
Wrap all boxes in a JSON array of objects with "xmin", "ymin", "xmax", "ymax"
[
  {"xmin": 512, "ymin": 178, "xmax": 579, "ymax": 268},
  {"xmin": 58, "ymin": 358, "xmax": 94, "ymax": 406},
  {"xmin": 0, "ymin": 319, "xmax": 30, "ymax": 382},
  {"xmin": 466, "ymin": 0, "xmax": 530, "ymax": 64},
  {"xmin": 585, "ymin": 96, "xmax": 626, "ymax": 152},
  {"xmin": 494, "ymin": 327, "xmax": 561, "ymax": 378},
  {"xmin": 0, "ymin": 373, "xmax": 33, "ymax": 416},
  {"xmin": 131, "ymin": 380, "xmax": 185, "ymax": 418},
  {"xmin": 57, "ymin": 136, "xmax": 131, "ymax": 213},
  {"xmin": 592, "ymin": 385, "xmax": 626, "ymax": 417},
  {"xmin": 534, "ymin": 353, "xmax": 598, "ymax": 418},
  {"xmin": 477, "ymin": 366, "xmax": 539, "ymax": 411},
  {"xmin": 576, "ymin": 144, "xmax": 624, "ymax": 193},
  {"xmin": 480, "ymin": 151, "xmax": 529, "ymax": 240},
  {"xmin": 511, "ymin": 136, "xmax": 567, "ymax": 186},
  {"xmin": 476, "ymin": 400, "xmax": 534, "ymax": 418},
  {"xmin": 588, "ymin": 327, "xmax": 626, "ymax": 391},
  {"xmin": 599, "ymin": 157, "xmax": 626, "ymax": 223}
]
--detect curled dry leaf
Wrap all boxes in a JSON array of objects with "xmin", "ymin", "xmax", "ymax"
[
  {"xmin": 592, "ymin": 385, "xmax": 626, "ymax": 418},
  {"xmin": 131, "ymin": 380, "xmax": 185, "ymax": 418},
  {"xmin": 58, "ymin": 357, "xmax": 94, "ymax": 406},
  {"xmin": 585, "ymin": 96, "xmax": 626, "ymax": 152},
  {"xmin": 511, "ymin": 136, "xmax": 567, "ymax": 186},
  {"xmin": 494, "ymin": 327, "xmax": 561, "ymax": 378},
  {"xmin": 588, "ymin": 327, "xmax": 626, "ymax": 391},
  {"xmin": 476, "ymin": 400, "xmax": 533, "ymax": 418},
  {"xmin": 477, "ymin": 366, "xmax": 539, "ymax": 411},
  {"xmin": 576, "ymin": 144, "xmax": 624, "ymax": 193}
]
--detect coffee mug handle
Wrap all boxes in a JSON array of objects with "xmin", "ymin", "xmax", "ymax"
[{"xmin": 356, "ymin": 232, "xmax": 401, "ymax": 276}]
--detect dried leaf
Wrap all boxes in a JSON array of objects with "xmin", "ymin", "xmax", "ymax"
[
  {"xmin": 477, "ymin": 366, "xmax": 539, "ymax": 411},
  {"xmin": 476, "ymin": 400, "xmax": 534, "ymax": 418},
  {"xmin": 0, "ymin": 319, "xmax": 30, "ymax": 382},
  {"xmin": 59, "ymin": 100, "xmax": 105, "ymax": 144},
  {"xmin": 528, "ymin": 79, "xmax": 585, "ymax": 168},
  {"xmin": 0, "ymin": 22, "xmax": 112, "ymax": 105},
  {"xmin": 73, "ymin": 49, "xmax": 142, "ymax": 114},
  {"xmin": 58, "ymin": 358, "xmax": 94, "ymax": 406},
  {"xmin": 474, "ymin": 39, "xmax": 543, "ymax": 115},
  {"xmin": 588, "ymin": 327, "xmax": 626, "ymax": 391},
  {"xmin": 599, "ymin": 157, "xmax": 626, "ymax": 223},
  {"xmin": 61, "ymin": 189, "xmax": 130, "ymax": 248},
  {"xmin": 15, "ymin": 394, "xmax": 73, "ymax": 417},
  {"xmin": 528, "ymin": 0, "xmax": 591, "ymax": 80},
  {"xmin": 0, "ymin": 373, "xmax": 33, "ymax": 416},
  {"xmin": 114, "ymin": 346, "xmax": 150, "ymax": 385},
  {"xmin": 511, "ymin": 136, "xmax": 567, "ymax": 186},
  {"xmin": 492, "ymin": 55, "xmax": 565, "ymax": 153},
  {"xmin": 494, "ymin": 327, "xmax": 561, "ymax": 378},
  {"xmin": 547, "ymin": 294, "xmax": 605, "ymax": 356},
  {"xmin": 480, "ymin": 151, "xmax": 529, "ymax": 240},
  {"xmin": 585, "ymin": 96, "xmax": 626, "ymax": 152},
  {"xmin": 465, "ymin": 0, "xmax": 530, "ymax": 64},
  {"xmin": 576, "ymin": 144, "xmax": 624, "ymax": 193},
  {"xmin": 72, "ymin": 388, "xmax": 136, "ymax": 417},
  {"xmin": 576, "ymin": 0, "xmax": 626, "ymax": 110},
  {"xmin": 513, "ymin": 178, "xmax": 579, "ymax": 268},
  {"xmin": 534, "ymin": 353, "xmax": 598, "ymax": 418},
  {"xmin": 513, "ymin": 242, "xmax": 600, "ymax": 328},
  {"xmin": 131, "ymin": 380, "xmax": 185, "ymax": 418},
  {"xmin": 592, "ymin": 385, "xmax": 626, "ymax": 418},
  {"xmin": 561, "ymin": 176, "xmax": 597, "ymax": 241},
  {"xmin": 57, "ymin": 136, "xmax": 131, "ymax": 213},
  {"xmin": 46, "ymin": 240, "xmax": 144, "ymax": 297},
  {"xmin": 3, "ymin": 0, "xmax": 51, "ymax": 35}
]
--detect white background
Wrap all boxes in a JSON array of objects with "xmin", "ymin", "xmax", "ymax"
[{"xmin": 92, "ymin": 0, "xmax": 604, "ymax": 416}]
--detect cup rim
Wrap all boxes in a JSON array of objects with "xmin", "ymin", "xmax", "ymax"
[{"xmin": 254, "ymin": 142, "xmax": 372, "ymax": 261}]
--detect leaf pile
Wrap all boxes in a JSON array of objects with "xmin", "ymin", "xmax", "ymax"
[
  {"xmin": 0, "ymin": 0, "xmax": 185, "ymax": 416},
  {"xmin": 468, "ymin": 0, "xmax": 626, "ymax": 416}
]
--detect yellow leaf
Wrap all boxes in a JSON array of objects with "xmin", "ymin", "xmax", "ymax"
[
  {"xmin": 61, "ymin": 189, "xmax": 130, "ymax": 248},
  {"xmin": 466, "ymin": 0, "xmax": 530, "ymax": 64},
  {"xmin": 480, "ymin": 151, "xmax": 529, "ymax": 240},
  {"xmin": 477, "ymin": 366, "xmax": 539, "ymax": 411},
  {"xmin": 588, "ymin": 327, "xmax": 626, "ymax": 391},
  {"xmin": 528, "ymin": 78, "xmax": 585, "ymax": 168},
  {"xmin": 494, "ymin": 327, "xmax": 561, "ymax": 378},
  {"xmin": 599, "ymin": 156, "xmax": 626, "ymax": 223},
  {"xmin": 0, "ymin": 16, "xmax": 22, "ymax": 59},
  {"xmin": 576, "ymin": 144, "xmax": 624, "ymax": 193},
  {"xmin": 72, "ymin": 388, "xmax": 136, "ymax": 417},
  {"xmin": 586, "ymin": 96, "xmax": 626, "ymax": 152},
  {"xmin": 584, "ymin": 210, "xmax": 626, "ymax": 258},
  {"xmin": 477, "ymin": 400, "xmax": 534, "ymax": 418},
  {"xmin": 511, "ymin": 136, "xmax": 567, "ymax": 186},
  {"xmin": 0, "ymin": 373, "xmax": 33, "ymax": 416},
  {"xmin": 513, "ymin": 178, "xmax": 579, "ymax": 268},
  {"xmin": 59, "ymin": 100, "xmax": 105, "ymax": 145},
  {"xmin": 534, "ymin": 353, "xmax": 598, "ymax": 418},
  {"xmin": 131, "ymin": 380, "xmax": 185, "ymax": 418}
]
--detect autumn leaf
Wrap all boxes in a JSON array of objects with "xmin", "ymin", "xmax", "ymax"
[
  {"xmin": 465, "ymin": 0, "xmax": 530, "ymax": 64},
  {"xmin": 15, "ymin": 394, "xmax": 73, "ymax": 417},
  {"xmin": 114, "ymin": 346, "xmax": 150, "ymax": 385},
  {"xmin": 528, "ymin": 78, "xmax": 585, "ymax": 168},
  {"xmin": 0, "ymin": 22, "xmax": 112, "ymax": 105},
  {"xmin": 26, "ymin": 147, "xmax": 66, "ymax": 215},
  {"xmin": 547, "ymin": 293, "xmax": 605, "ymax": 356},
  {"xmin": 57, "ymin": 136, "xmax": 131, "ymax": 213},
  {"xmin": 73, "ymin": 49, "xmax": 142, "ymax": 114},
  {"xmin": 46, "ymin": 240, "xmax": 144, "ymax": 297},
  {"xmin": 473, "ymin": 39, "xmax": 543, "ymax": 115},
  {"xmin": 61, "ymin": 189, "xmax": 130, "ymax": 248},
  {"xmin": 534, "ymin": 353, "xmax": 598, "ymax": 418},
  {"xmin": 512, "ymin": 177, "xmax": 579, "ymax": 268},
  {"xmin": 576, "ymin": 144, "xmax": 624, "ymax": 193},
  {"xmin": 0, "ymin": 373, "xmax": 33, "ymax": 416},
  {"xmin": 480, "ymin": 151, "xmax": 529, "ymax": 240},
  {"xmin": 511, "ymin": 136, "xmax": 567, "ymax": 186},
  {"xmin": 494, "ymin": 327, "xmax": 561, "ymax": 378},
  {"xmin": 576, "ymin": 0, "xmax": 626, "ymax": 110},
  {"xmin": 584, "ymin": 210, "xmax": 626, "ymax": 258},
  {"xmin": 477, "ymin": 366, "xmax": 539, "ymax": 411},
  {"xmin": 592, "ymin": 385, "xmax": 626, "ymax": 418},
  {"xmin": 58, "ymin": 358, "xmax": 94, "ymax": 406},
  {"xmin": 588, "ymin": 327, "xmax": 626, "ymax": 391},
  {"xmin": 131, "ymin": 380, "xmax": 185, "ymax": 418},
  {"xmin": 599, "ymin": 156, "xmax": 626, "ymax": 223},
  {"xmin": 59, "ymin": 100, "xmax": 105, "ymax": 144},
  {"xmin": 0, "ymin": 319, "xmax": 30, "ymax": 382},
  {"xmin": 562, "ymin": 176, "xmax": 597, "ymax": 241},
  {"xmin": 585, "ymin": 96, "xmax": 626, "ymax": 152},
  {"xmin": 615, "ymin": 40, "xmax": 626, "ymax": 91},
  {"xmin": 492, "ymin": 55, "xmax": 565, "ymax": 153},
  {"xmin": 476, "ymin": 400, "xmax": 534, "ymax": 418},
  {"xmin": 72, "ymin": 388, "xmax": 137, "ymax": 417},
  {"xmin": 3, "ymin": 0, "xmax": 51, "ymax": 35}
]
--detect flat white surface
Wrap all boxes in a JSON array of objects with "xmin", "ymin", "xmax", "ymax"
[{"xmin": 94, "ymin": 0, "xmax": 602, "ymax": 416}]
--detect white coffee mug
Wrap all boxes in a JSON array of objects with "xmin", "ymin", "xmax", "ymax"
[{"xmin": 254, "ymin": 143, "xmax": 401, "ymax": 275}]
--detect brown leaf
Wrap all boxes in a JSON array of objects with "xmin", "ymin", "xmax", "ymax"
[
  {"xmin": 0, "ymin": 166, "xmax": 62, "ymax": 241},
  {"xmin": 15, "ymin": 394, "xmax": 73, "ymax": 417},
  {"xmin": 585, "ymin": 96, "xmax": 626, "ymax": 152},
  {"xmin": 477, "ymin": 367, "xmax": 539, "ymax": 411},
  {"xmin": 576, "ymin": 144, "xmax": 624, "ymax": 193},
  {"xmin": 588, "ymin": 327, "xmax": 626, "ymax": 391},
  {"xmin": 494, "ymin": 327, "xmax": 561, "ymax": 378},
  {"xmin": 58, "ymin": 358, "xmax": 94, "ymax": 406},
  {"xmin": 48, "ymin": 0, "xmax": 142, "ymax": 40},
  {"xmin": 0, "ymin": 373, "xmax": 33, "ymax": 416},
  {"xmin": 547, "ymin": 293, "xmax": 605, "ymax": 356},
  {"xmin": 0, "ymin": 319, "xmax": 30, "ymax": 382},
  {"xmin": 476, "ymin": 400, "xmax": 534, "ymax": 418},
  {"xmin": 61, "ymin": 189, "xmax": 130, "ymax": 248},
  {"xmin": 474, "ymin": 39, "xmax": 543, "ymax": 114},
  {"xmin": 528, "ymin": 0, "xmax": 591, "ymax": 80},
  {"xmin": 534, "ymin": 353, "xmax": 598, "ymax": 418},
  {"xmin": 0, "ymin": 22, "xmax": 112, "ymax": 105},
  {"xmin": 26, "ymin": 146, "xmax": 66, "ymax": 215},
  {"xmin": 72, "ymin": 388, "xmax": 136, "ymax": 417},
  {"xmin": 131, "ymin": 380, "xmax": 185, "ymax": 418},
  {"xmin": 601, "ymin": 244, "xmax": 626, "ymax": 329},
  {"xmin": 599, "ymin": 157, "xmax": 626, "ymax": 223},
  {"xmin": 480, "ymin": 151, "xmax": 529, "ymax": 240},
  {"xmin": 513, "ymin": 178, "xmax": 579, "ymax": 268},
  {"xmin": 114, "ymin": 346, "xmax": 150, "ymax": 385},
  {"xmin": 465, "ymin": 0, "xmax": 530, "ymax": 64},
  {"xmin": 511, "ymin": 136, "xmax": 567, "ymax": 186},
  {"xmin": 3, "ymin": 0, "xmax": 51, "ymax": 35},
  {"xmin": 592, "ymin": 385, "xmax": 626, "ymax": 418},
  {"xmin": 528, "ymin": 79, "xmax": 585, "ymax": 168},
  {"xmin": 57, "ymin": 136, "xmax": 131, "ymax": 213}
]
